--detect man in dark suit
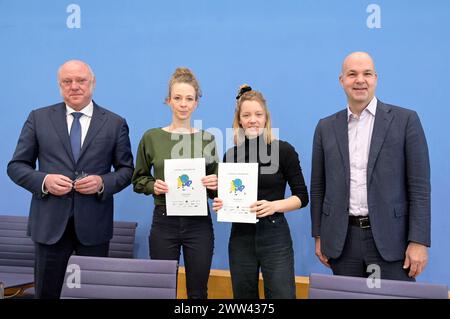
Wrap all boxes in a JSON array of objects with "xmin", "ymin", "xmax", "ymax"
[
  {"xmin": 310, "ymin": 52, "xmax": 430, "ymax": 280},
  {"xmin": 7, "ymin": 60, "xmax": 134, "ymax": 298}
]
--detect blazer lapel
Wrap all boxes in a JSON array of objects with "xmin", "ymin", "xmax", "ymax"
[
  {"xmin": 78, "ymin": 102, "xmax": 107, "ymax": 161},
  {"xmin": 333, "ymin": 109, "xmax": 350, "ymax": 189},
  {"xmin": 50, "ymin": 103, "xmax": 75, "ymax": 163},
  {"xmin": 367, "ymin": 101, "xmax": 393, "ymax": 183}
]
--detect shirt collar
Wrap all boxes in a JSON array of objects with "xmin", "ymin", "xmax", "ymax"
[
  {"xmin": 347, "ymin": 96, "xmax": 377, "ymax": 121},
  {"xmin": 66, "ymin": 101, "xmax": 94, "ymax": 118}
]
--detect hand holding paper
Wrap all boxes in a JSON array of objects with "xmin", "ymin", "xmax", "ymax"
[{"xmin": 153, "ymin": 179, "xmax": 169, "ymax": 195}]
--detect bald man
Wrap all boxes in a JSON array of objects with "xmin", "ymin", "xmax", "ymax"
[
  {"xmin": 7, "ymin": 60, "xmax": 134, "ymax": 298},
  {"xmin": 310, "ymin": 52, "xmax": 430, "ymax": 281}
]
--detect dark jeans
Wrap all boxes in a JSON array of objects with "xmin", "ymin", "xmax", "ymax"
[
  {"xmin": 229, "ymin": 213, "xmax": 296, "ymax": 299},
  {"xmin": 34, "ymin": 217, "xmax": 109, "ymax": 299},
  {"xmin": 329, "ymin": 224, "xmax": 414, "ymax": 281},
  {"xmin": 149, "ymin": 205, "xmax": 214, "ymax": 299}
]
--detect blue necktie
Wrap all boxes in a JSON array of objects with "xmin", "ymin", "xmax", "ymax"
[{"xmin": 70, "ymin": 112, "xmax": 83, "ymax": 162}]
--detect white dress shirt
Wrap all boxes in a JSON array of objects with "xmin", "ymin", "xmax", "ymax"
[
  {"xmin": 66, "ymin": 101, "xmax": 93, "ymax": 147},
  {"xmin": 347, "ymin": 97, "xmax": 377, "ymax": 217}
]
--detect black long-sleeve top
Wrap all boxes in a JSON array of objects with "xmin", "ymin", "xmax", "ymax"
[{"xmin": 223, "ymin": 135, "xmax": 309, "ymax": 208}]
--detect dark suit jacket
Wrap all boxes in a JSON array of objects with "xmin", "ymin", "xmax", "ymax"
[
  {"xmin": 7, "ymin": 102, "xmax": 134, "ymax": 245},
  {"xmin": 310, "ymin": 100, "xmax": 430, "ymax": 261}
]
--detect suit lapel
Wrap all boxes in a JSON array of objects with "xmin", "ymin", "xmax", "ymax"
[
  {"xmin": 367, "ymin": 101, "xmax": 393, "ymax": 183},
  {"xmin": 78, "ymin": 102, "xmax": 107, "ymax": 162},
  {"xmin": 50, "ymin": 103, "xmax": 75, "ymax": 163},
  {"xmin": 333, "ymin": 110, "xmax": 350, "ymax": 189}
]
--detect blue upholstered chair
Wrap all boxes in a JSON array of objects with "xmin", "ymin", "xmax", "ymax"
[
  {"xmin": 308, "ymin": 273, "xmax": 448, "ymax": 299},
  {"xmin": 0, "ymin": 215, "xmax": 34, "ymax": 298},
  {"xmin": 61, "ymin": 255, "xmax": 178, "ymax": 299},
  {"xmin": 109, "ymin": 220, "xmax": 138, "ymax": 258},
  {"xmin": 0, "ymin": 214, "xmax": 138, "ymax": 298}
]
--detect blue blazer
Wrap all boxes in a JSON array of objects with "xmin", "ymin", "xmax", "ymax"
[
  {"xmin": 310, "ymin": 101, "xmax": 430, "ymax": 261},
  {"xmin": 7, "ymin": 102, "xmax": 134, "ymax": 245}
]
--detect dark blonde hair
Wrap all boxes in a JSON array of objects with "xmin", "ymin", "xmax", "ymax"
[
  {"xmin": 166, "ymin": 67, "xmax": 202, "ymax": 102},
  {"xmin": 232, "ymin": 84, "xmax": 274, "ymax": 145}
]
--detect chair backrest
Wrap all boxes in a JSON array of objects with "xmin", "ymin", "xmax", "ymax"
[
  {"xmin": 61, "ymin": 255, "xmax": 178, "ymax": 299},
  {"xmin": 308, "ymin": 273, "xmax": 449, "ymax": 299},
  {"xmin": 0, "ymin": 215, "xmax": 137, "ymax": 266},
  {"xmin": 0, "ymin": 215, "xmax": 34, "ymax": 274},
  {"xmin": 109, "ymin": 221, "xmax": 138, "ymax": 258}
]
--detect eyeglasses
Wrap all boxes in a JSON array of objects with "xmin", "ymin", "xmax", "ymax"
[{"xmin": 60, "ymin": 78, "xmax": 90, "ymax": 87}]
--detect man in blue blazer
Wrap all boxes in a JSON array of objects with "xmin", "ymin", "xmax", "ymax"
[
  {"xmin": 7, "ymin": 60, "xmax": 134, "ymax": 298},
  {"xmin": 310, "ymin": 52, "xmax": 430, "ymax": 280}
]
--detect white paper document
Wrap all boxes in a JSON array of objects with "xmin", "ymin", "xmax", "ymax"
[
  {"xmin": 164, "ymin": 158, "xmax": 207, "ymax": 216},
  {"xmin": 217, "ymin": 162, "xmax": 258, "ymax": 223}
]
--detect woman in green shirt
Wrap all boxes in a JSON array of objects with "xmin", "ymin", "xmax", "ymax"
[{"xmin": 132, "ymin": 68, "xmax": 218, "ymax": 299}]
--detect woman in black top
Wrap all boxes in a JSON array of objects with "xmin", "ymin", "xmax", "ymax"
[{"xmin": 213, "ymin": 85, "xmax": 309, "ymax": 299}]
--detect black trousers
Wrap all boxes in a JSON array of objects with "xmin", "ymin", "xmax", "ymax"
[
  {"xmin": 329, "ymin": 224, "xmax": 414, "ymax": 281},
  {"xmin": 34, "ymin": 217, "xmax": 110, "ymax": 299},
  {"xmin": 228, "ymin": 213, "xmax": 296, "ymax": 299},
  {"xmin": 149, "ymin": 205, "xmax": 214, "ymax": 299}
]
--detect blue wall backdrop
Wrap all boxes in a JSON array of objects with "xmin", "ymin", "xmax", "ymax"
[{"xmin": 1, "ymin": 0, "xmax": 449, "ymax": 287}]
